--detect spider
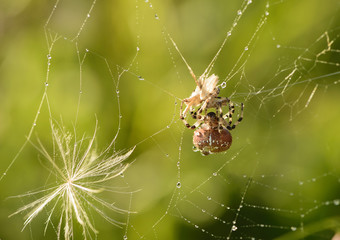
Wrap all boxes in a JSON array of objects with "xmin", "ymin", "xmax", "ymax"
[
  {"xmin": 193, "ymin": 111, "xmax": 234, "ymax": 155},
  {"xmin": 180, "ymin": 73, "xmax": 244, "ymax": 132}
]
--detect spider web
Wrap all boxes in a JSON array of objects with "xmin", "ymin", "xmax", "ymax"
[{"xmin": 1, "ymin": 0, "xmax": 340, "ymax": 239}]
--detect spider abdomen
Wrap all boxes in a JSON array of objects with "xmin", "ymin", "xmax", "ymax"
[{"xmin": 193, "ymin": 127, "xmax": 232, "ymax": 156}]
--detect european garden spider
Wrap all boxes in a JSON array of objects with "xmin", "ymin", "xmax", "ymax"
[{"xmin": 180, "ymin": 72, "xmax": 244, "ymax": 131}]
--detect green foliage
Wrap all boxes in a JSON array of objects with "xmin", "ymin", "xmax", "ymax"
[{"xmin": 0, "ymin": 0, "xmax": 339, "ymax": 239}]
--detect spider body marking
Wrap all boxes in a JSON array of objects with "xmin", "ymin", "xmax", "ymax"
[{"xmin": 192, "ymin": 112, "xmax": 232, "ymax": 156}]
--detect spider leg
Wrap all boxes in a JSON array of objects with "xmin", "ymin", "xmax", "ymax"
[
  {"xmin": 180, "ymin": 99, "xmax": 205, "ymax": 129},
  {"xmin": 180, "ymin": 99, "xmax": 191, "ymax": 118},
  {"xmin": 223, "ymin": 100, "xmax": 234, "ymax": 129},
  {"xmin": 190, "ymin": 106, "xmax": 196, "ymax": 119},
  {"xmin": 180, "ymin": 100, "xmax": 191, "ymax": 128},
  {"xmin": 216, "ymin": 102, "xmax": 225, "ymax": 132},
  {"xmin": 180, "ymin": 117, "xmax": 192, "ymax": 129},
  {"xmin": 226, "ymin": 103, "xmax": 244, "ymax": 130},
  {"xmin": 193, "ymin": 99, "xmax": 208, "ymax": 118},
  {"xmin": 180, "ymin": 115, "xmax": 204, "ymax": 129},
  {"xmin": 189, "ymin": 117, "xmax": 204, "ymax": 130},
  {"xmin": 219, "ymin": 97, "xmax": 230, "ymax": 107}
]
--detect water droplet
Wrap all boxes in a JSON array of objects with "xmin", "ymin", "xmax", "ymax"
[
  {"xmin": 137, "ymin": 47, "xmax": 140, "ymax": 51},
  {"xmin": 177, "ymin": 161, "xmax": 180, "ymax": 167},
  {"xmin": 227, "ymin": 31, "xmax": 231, "ymax": 36},
  {"xmin": 213, "ymin": 172, "xmax": 217, "ymax": 176},
  {"xmin": 207, "ymin": 196, "xmax": 211, "ymax": 200},
  {"xmin": 237, "ymin": 10, "xmax": 242, "ymax": 15},
  {"xmin": 155, "ymin": 14, "xmax": 159, "ymax": 20},
  {"xmin": 231, "ymin": 225, "xmax": 237, "ymax": 231},
  {"xmin": 149, "ymin": 3, "xmax": 152, "ymax": 7},
  {"xmin": 265, "ymin": 11, "xmax": 269, "ymax": 16},
  {"xmin": 166, "ymin": 125, "xmax": 170, "ymax": 128},
  {"xmin": 276, "ymin": 44, "xmax": 281, "ymax": 48},
  {"xmin": 334, "ymin": 199, "xmax": 340, "ymax": 205},
  {"xmin": 47, "ymin": 54, "xmax": 51, "ymax": 59},
  {"xmin": 120, "ymin": 173, "xmax": 124, "ymax": 178},
  {"xmin": 138, "ymin": 76, "xmax": 144, "ymax": 80},
  {"xmin": 244, "ymin": 46, "xmax": 248, "ymax": 51},
  {"xmin": 291, "ymin": 226, "xmax": 297, "ymax": 231},
  {"xmin": 33, "ymin": 123, "xmax": 36, "ymax": 126},
  {"xmin": 123, "ymin": 235, "xmax": 128, "ymax": 240},
  {"xmin": 194, "ymin": 225, "xmax": 199, "ymax": 228},
  {"xmin": 119, "ymin": 115, "xmax": 123, "ymax": 118},
  {"xmin": 87, "ymin": 14, "xmax": 90, "ymax": 17},
  {"xmin": 299, "ymin": 181, "xmax": 304, "ymax": 185},
  {"xmin": 80, "ymin": 90, "xmax": 82, "ymax": 94},
  {"xmin": 176, "ymin": 182, "xmax": 181, "ymax": 188},
  {"xmin": 3, "ymin": 173, "xmax": 6, "ymax": 176},
  {"xmin": 202, "ymin": 209, "xmax": 206, "ymax": 213},
  {"xmin": 221, "ymin": 82, "xmax": 227, "ymax": 88},
  {"xmin": 45, "ymin": 82, "xmax": 49, "ymax": 86},
  {"xmin": 116, "ymin": 90, "xmax": 120, "ymax": 94},
  {"xmin": 85, "ymin": 48, "xmax": 89, "ymax": 52},
  {"xmin": 247, "ymin": 0, "xmax": 252, "ymax": 4},
  {"xmin": 145, "ymin": 0, "xmax": 148, "ymax": 2}
]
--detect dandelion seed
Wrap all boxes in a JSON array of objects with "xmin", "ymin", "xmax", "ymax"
[{"xmin": 9, "ymin": 119, "xmax": 135, "ymax": 240}]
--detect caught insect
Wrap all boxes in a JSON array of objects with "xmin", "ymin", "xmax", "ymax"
[{"xmin": 180, "ymin": 72, "xmax": 243, "ymax": 130}]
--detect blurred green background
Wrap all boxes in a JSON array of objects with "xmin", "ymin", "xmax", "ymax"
[{"xmin": 0, "ymin": 0, "xmax": 340, "ymax": 239}]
